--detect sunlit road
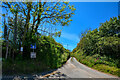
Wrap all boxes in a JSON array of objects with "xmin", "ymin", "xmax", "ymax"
[
  {"xmin": 3, "ymin": 57, "xmax": 119, "ymax": 79},
  {"xmin": 57, "ymin": 57, "xmax": 119, "ymax": 78}
]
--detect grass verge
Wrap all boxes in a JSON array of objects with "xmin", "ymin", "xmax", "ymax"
[
  {"xmin": 2, "ymin": 59, "xmax": 50, "ymax": 75},
  {"xmin": 71, "ymin": 50, "xmax": 120, "ymax": 77}
]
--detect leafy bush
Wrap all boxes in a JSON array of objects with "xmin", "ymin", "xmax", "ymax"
[
  {"xmin": 93, "ymin": 64, "xmax": 120, "ymax": 77},
  {"xmin": 3, "ymin": 60, "xmax": 48, "ymax": 75},
  {"xmin": 3, "ymin": 35, "xmax": 70, "ymax": 75},
  {"xmin": 71, "ymin": 16, "xmax": 120, "ymax": 76}
]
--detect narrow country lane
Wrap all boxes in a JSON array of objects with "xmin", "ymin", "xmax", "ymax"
[
  {"xmin": 3, "ymin": 57, "xmax": 120, "ymax": 80},
  {"xmin": 57, "ymin": 57, "xmax": 119, "ymax": 78}
]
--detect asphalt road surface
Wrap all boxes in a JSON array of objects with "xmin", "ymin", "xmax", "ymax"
[
  {"xmin": 3, "ymin": 57, "xmax": 120, "ymax": 80},
  {"xmin": 57, "ymin": 57, "xmax": 119, "ymax": 78}
]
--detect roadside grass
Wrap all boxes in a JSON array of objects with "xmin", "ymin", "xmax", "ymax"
[
  {"xmin": 71, "ymin": 57, "xmax": 73, "ymax": 62},
  {"xmin": 93, "ymin": 64, "xmax": 120, "ymax": 76},
  {"xmin": 2, "ymin": 59, "xmax": 50, "ymax": 75},
  {"xmin": 71, "ymin": 50, "xmax": 120, "ymax": 77},
  {"xmin": 2, "ymin": 53, "xmax": 68, "ymax": 75}
]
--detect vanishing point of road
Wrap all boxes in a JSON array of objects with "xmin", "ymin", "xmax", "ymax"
[
  {"xmin": 57, "ymin": 57, "xmax": 119, "ymax": 78},
  {"xmin": 3, "ymin": 57, "xmax": 120, "ymax": 80}
]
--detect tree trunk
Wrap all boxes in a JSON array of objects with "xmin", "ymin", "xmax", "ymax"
[
  {"xmin": 35, "ymin": 2, "xmax": 42, "ymax": 33},
  {"xmin": 5, "ymin": 30, "xmax": 10, "ymax": 59},
  {"xmin": 22, "ymin": 3, "xmax": 32, "ymax": 47},
  {"xmin": 13, "ymin": 12, "xmax": 18, "ymax": 44},
  {"xmin": 5, "ymin": 41, "xmax": 9, "ymax": 59},
  {"xmin": 4, "ymin": 17, "xmax": 7, "ymax": 41}
]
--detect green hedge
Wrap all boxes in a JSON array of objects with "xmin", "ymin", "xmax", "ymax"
[{"xmin": 71, "ymin": 16, "xmax": 120, "ymax": 77}]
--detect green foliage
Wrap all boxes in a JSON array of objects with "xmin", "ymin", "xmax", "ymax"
[
  {"xmin": 2, "ymin": 1, "xmax": 75, "ymax": 60},
  {"xmin": 35, "ymin": 36, "xmax": 69, "ymax": 69},
  {"xmin": 2, "ymin": 1, "xmax": 73, "ymax": 75},
  {"xmin": 93, "ymin": 64, "xmax": 120, "ymax": 77},
  {"xmin": 3, "ymin": 59, "xmax": 48, "ymax": 75},
  {"xmin": 2, "ymin": 2, "xmax": 75, "ymax": 34},
  {"xmin": 99, "ymin": 16, "xmax": 120, "ymax": 37},
  {"xmin": 2, "ymin": 35, "xmax": 70, "ymax": 74},
  {"xmin": 96, "ymin": 37, "xmax": 120, "ymax": 60},
  {"xmin": 71, "ymin": 16, "xmax": 120, "ymax": 76}
]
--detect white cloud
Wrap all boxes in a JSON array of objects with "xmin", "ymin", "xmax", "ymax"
[{"xmin": 61, "ymin": 32, "xmax": 80, "ymax": 42}]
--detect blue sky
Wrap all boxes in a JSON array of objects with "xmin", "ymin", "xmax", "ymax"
[
  {"xmin": 0, "ymin": 2, "xmax": 119, "ymax": 51},
  {"xmin": 55, "ymin": 2, "xmax": 118, "ymax": 51}
]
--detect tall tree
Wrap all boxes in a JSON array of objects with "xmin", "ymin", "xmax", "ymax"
[
  {"xmin": 99, "ymin": 17, "xmax": 120, "ymax": 37},
  {"xmin": 13, "ymin": 10, "xmax": 18, "ymax": 44},
  {"xmin": 2, "ymin": 2, "xmax": 75, "ymax": 44},
  {"xmin": 3, "ymin": 14, "xmax": 7, "ymax": 41},
  {"xmin": 2, "ymin": 2, "xmax": 76, "ymax": 58}
]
